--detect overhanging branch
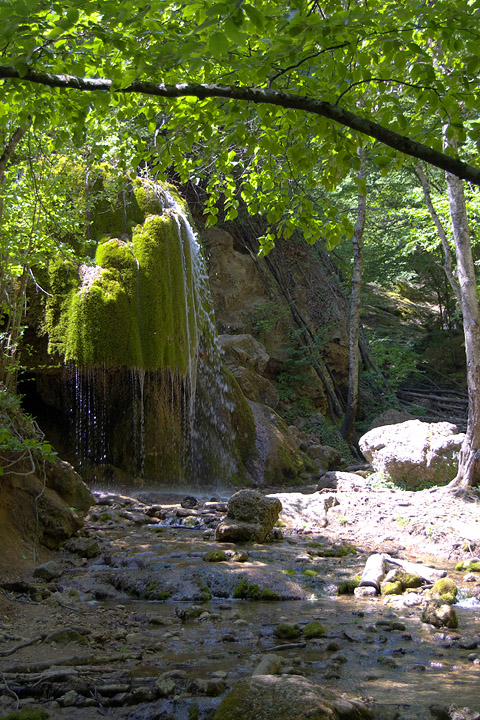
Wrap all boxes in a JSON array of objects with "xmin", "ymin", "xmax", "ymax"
[{"xmin": 1, "ymin": 64, "xmax": 479, "ymax": 185}]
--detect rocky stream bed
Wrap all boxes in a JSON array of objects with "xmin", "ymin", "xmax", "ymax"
[{"xmin": 1, "ymin": 478, "xmax": 480, "ymax": 720}]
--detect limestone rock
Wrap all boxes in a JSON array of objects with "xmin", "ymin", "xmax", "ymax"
[
  {"xmin": 359, "ymin": 420, "xmax": 464, "ymax": 488},
  {"xmin": 421, "ymin": 600, "xmax": 458, "ymax": 628},
  {"xmin": 213, "ymin": 674, "xmax": 371, "ymax": 719},
  {"xmin": 64, "ymin": 536, "xmax": 101, "ymax": 558},
  {"xmin": 248, "ymin": 402, "xmax": 316, "ymax": 485},
  {"xmin": 33, "ymin": 560, "xmax": 62, "ymax": 580},
  {"xmin": 215, "ymin": 489, "xmax": 282, "ymax": 543},
  {"xmin": 230, "ymin": 365, "xmax": 280, "ymax": 408},
  {"xmin": 306, "ymin": 444, "xmax": 341, "ymax": 472},
  {"xmin": 271, "ymin": 491, "xmax": 339, "ymax": 532},
  {"xmin": 368, "ymin": 408, "xmax": 416, "ymax": 431},
  {"xmin": 316, "ymin": 471, "xmax": 365, "ymax": 492},
  {"xmin": 45, "ymin": 458, "xmax": 94, "ymax": 511},
  {"xmin": 219, "ymin": 334, "xmax": 270, "ymax": 374}
]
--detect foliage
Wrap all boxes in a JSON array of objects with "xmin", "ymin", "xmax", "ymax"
[
  {"xmin": 2, "ymin": 0, "xmax": 480, "ymax": 247},
  {"xmin": 0, "ymin": 384, "xmax": 57, "ymax": 476},
  {"xmin": 248, "ymin": 300, "xmax": 289, "ymax": 342}
]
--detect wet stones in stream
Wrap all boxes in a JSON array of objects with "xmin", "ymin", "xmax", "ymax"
[{"xmin": 2, "ymin": 488, "xmax": 480, "ymax": 720}]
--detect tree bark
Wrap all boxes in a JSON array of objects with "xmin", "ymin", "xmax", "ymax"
[
  {"xmin": 446, "ymin": 165, "xmax": 480, "ymax": 488},
  {"xmin": 1, "ymin": 65, "xmax": 480, "ymax": 185},
  {"xmin": 415, "ymin": 162, "xmax": 462, "ymax": 307},
  {"xmin": 341, "ymin": 147, "xmax": 366, "ymax": 442}
]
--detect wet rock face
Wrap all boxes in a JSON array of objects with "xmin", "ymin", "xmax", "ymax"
[
  {"xmin": 359, "ymin": 420, "xmax": 464, "ymax": 488},
  {"xmin": 215, "ymin": 489, "xmax": 282, "ymax": 543}
]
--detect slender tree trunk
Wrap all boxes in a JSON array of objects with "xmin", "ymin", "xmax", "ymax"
[
  {"xmin": 443, "ymin": 132, "xmax": 480, "ymax": 488},
  {"xmin": 416, "ymin": 162, "xmax": 462, "ymax": 307},
  {"xmin": 341, "ymin": 148, "xmax": 366, "ymax": 442}
]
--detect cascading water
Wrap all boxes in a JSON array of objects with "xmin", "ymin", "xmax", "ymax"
[{"xmin": 58, "ymin": 177, "xmax": 239, "ymax": 486}]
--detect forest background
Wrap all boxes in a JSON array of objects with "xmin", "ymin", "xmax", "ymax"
[{"xmin": 2, "ymin": 0, "xmax": 480, "ymax": 487}]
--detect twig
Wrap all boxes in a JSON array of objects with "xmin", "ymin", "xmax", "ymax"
[
  {"xmin": 0, "ymin": 634, "xmax": 47, "ymax": 657},
  {"xmin": 0, "ymin": 670, "xmax": 19, "ymax": 710},
  {"xmin": 265, "ymin": 641, "xmax": 307, "ymax": 651}
]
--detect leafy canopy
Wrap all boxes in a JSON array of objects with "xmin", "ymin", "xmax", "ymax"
[{"xmin": 1, "ymin": 0, "xmax": 480, "ymax": 249}]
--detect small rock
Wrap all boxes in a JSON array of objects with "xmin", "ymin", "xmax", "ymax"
[
  {"xmin": 64, "ymin": 536, "xmax": 101, "ymax": 558},
  {"xmin": 181, "ymin": 496, "xmax": 198, "ymax": 508},
  {"xmin": 155, "ymin": 677, "xmax": 176, "ymax": 697},
  {"xmin": 232, "ymin": 550, "xmax": 249, "ymax": 562},
  {"xmin": 354, "ymin": 586, "xmax": 377, "ymax": 598},
  {"xmin": 203, "ymin": 550, "xmax": 228, "ymax": 562},
  {"xmin": 252, "ymin": 654, "xmax": 282, "ymax": 676},
  {"xmin": 33, "ymin": 561, "xmax": 62, "ymax": 581},
  {"xmin": 58, "ymin": 689, "xmax": 79, "ymax": 706}
]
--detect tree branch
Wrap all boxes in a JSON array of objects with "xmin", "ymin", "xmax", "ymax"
[{"xmin": 1, "ymin": 65, "xmax": 480, "ymax": 184}]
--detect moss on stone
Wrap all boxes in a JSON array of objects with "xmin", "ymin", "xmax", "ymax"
[
  {"xmin": 46, "ymin": 183, "xmax": 200, "ymax": 374},
  {"xmin": 232, "ymin": 578, "xmax": 279, "ymax": 601},
  {"xmin": 203, "ymin": 550, "xmax": 228, "ymax": 562},
  {"xmin": 337, "ymin": 577, "xmax": 360, "ymax": 595},
  {"xmin": 381, "ymin": 580, "xmax": 404, "ymax": 595},
  {"xmin": 274, "ymin": 623, "xmax": 302, "ymax": 640},
  {"xmin": 456, "ymin": 559, "xmax": 480, "ymax": 572},
  {"xmin": 303, "ymin": 621, "xmax": 326, "ymax": 639},
  {"xmin": 430, "ymin": 577, "xmax": 458, "ymax": 605}
]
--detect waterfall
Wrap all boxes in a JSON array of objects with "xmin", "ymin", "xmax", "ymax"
[{"xmin": 61, "ymin": 178, "xmax": 237, "ymax": 486}]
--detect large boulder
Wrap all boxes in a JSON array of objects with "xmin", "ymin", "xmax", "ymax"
[
  {"xmin": 359, "ymin": 420, "xmax": 464, "ymax": 488},
  {"xmin": 215, "ymin": 489, "xmax": 282, "ymax": 543},
  {"xmin": 213, "ymin": 675, "xmax": 371, "ymax": 719}
]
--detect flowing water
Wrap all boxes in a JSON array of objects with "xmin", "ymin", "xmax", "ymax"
[{"xmin": 63, "ymin": 181, "xmax": 235, "ymax": 486}]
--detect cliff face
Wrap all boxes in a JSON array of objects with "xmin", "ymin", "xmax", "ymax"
[
  {"xmin": 201, "ymin": 219, "xmax": 350, "ymax": 418},
  {"xmin": 19, "ymin": 178, "xmax": 352, "ymax": 489}
]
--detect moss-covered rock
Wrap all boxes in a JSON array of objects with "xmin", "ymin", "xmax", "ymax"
[
  {"xmin": 203, "ymin": 550, "xmax": 228, "ymax": 562},
  {"xmin": 274, "ymin": 623, "xmax": 302, "ymax": 640},
  {"xmin": 45, "ymin": 176, "xmax": 199, "ymax": 374},
  {"xmin": 337, "ymin": 577, "xmax": 361, "ymax": 595},
  {"xmin": 381, "ymin": 580, "xmax": 404, "ymax": 595},
  {"xmin": 303, "ymin": 621, "xmax": 326, "ymax": 639},
  {"xmin": 428, "ymin": 577, "xmax": 458, "ymax": 605},
  {"xmin": 456, "ymin": 559, "xmax": 480, "ymax": 572}
]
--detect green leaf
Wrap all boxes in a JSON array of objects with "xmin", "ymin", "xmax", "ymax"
[
  {"xmin": 243, "ymin": 4, "xmax": 264, "ymax": 29},
  {"xmin": 209, "ymin": 32, "xmax": 230, "ymax": 57}
]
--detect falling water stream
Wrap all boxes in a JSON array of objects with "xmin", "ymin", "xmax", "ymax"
[{"xmin": 65, "ymin": 180, "xmax": 235, "ymax": 486}]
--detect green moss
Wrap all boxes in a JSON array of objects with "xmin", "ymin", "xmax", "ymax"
[
  {"xmin": 274, "ymin": 623, "xmax": 302, "ymax": 640},
  {"xmin": 456, "ymin": 560, "xmax": 480, "ymax": 572},
  {"xmin": 303, "ymin": 569, "xmax": 318, "ymax": 577},
  {"xmin": 398, "ymin": 572, "xmax": 423, "ymax": 589},
  {"xmin": 430, "ymin": 577, "xmax": 458, "ymax": 605},
  {"xmin": 46, "ymin": 181, "xmax": 201, "ymax": 374},
  {"xmin": 232, "ymin": 578, "xmax": 279, "ymax": 601},
  {"xmin": 203, "ymin": 550, "xmax": 228, "ymax": 562},
  {"xmin": 303, "ymin": 620, "xmax": 326, "ymax": 639},
  {"xmin": 337, "ymin": 576, "xmax": 361, "ymax": 595},
  {"xmin": 381, "ymin": 580, "xmax": 404, "ymax": 595}
]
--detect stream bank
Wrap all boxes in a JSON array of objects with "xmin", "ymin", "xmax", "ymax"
[{"xmin": 1, "ymin": 482, "xmax": 480, "ymax": 720}]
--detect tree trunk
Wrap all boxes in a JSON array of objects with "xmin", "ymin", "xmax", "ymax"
[
  {"xmin": 341, "ymin": 148, "xmax": 366, "ymax": 442},
  {"xmin": 445, "ymin": 164, "xmax": 480, "ymax": 488},
  {"xmin": 415, "ymin": 162, "xmax": 462, "ymax": 307}
]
